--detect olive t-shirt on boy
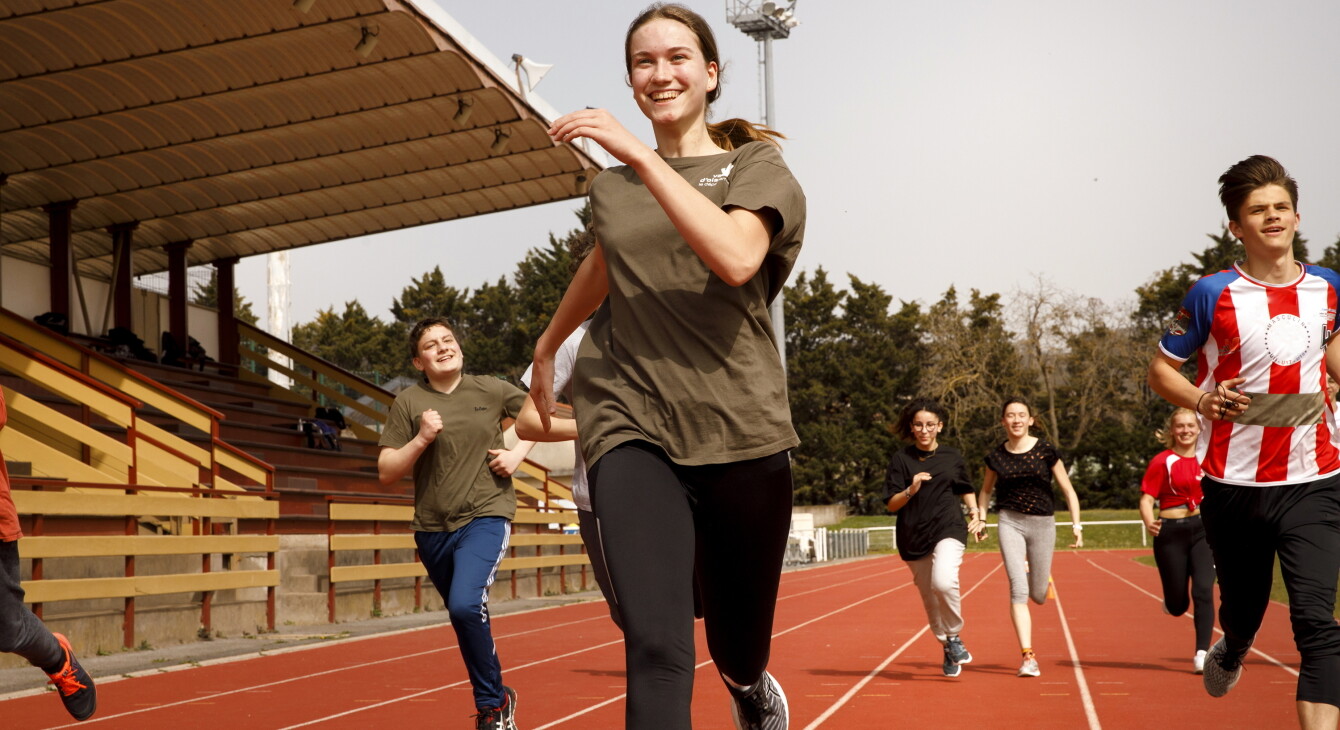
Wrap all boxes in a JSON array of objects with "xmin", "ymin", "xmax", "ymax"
[
  {"xmin": 379, "ymin": 376, "xmax": 526, "ymax": 532},
  {"xmin": 574, "ymin": 141, "xmax": 807, "ymax": 468}
]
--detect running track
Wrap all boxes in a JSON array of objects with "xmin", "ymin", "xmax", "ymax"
[{"xmin": 3, "ymin": 550, "xmax": 1302, "ymax": 728}]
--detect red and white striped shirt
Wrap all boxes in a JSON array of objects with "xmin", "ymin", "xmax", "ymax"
[{"xmin": 1159, "ymin": 262, "xmax": 1340, "ymax": 486}]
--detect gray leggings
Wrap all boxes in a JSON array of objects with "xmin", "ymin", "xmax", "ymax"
[
  {"xmin": 0, "ymin": 540, "xmax": 62, "ymax": 670},
  {"xmin": 997, "ymin": 510, "xmax": 1055, "ymax": 605}
]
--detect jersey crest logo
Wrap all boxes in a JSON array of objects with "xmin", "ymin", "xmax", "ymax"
[
  {"xmin": 1263, "ymin": 313, "xmax": 1312, "ymax": 366},
  {"xmin": 1167, "ymin": 308, "xmax": 1191, "ymax": 337},
  {"xmin": 1217, "ymin": 336, "xmax": 1241, "ymax": 357}
]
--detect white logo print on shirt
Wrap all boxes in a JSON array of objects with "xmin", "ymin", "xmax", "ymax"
[
  {"xmin": 1263, "ymin": 313, "xmax": 1312, "ymax": 366},
  {"xmin": 698, "ymin": 162, "xmax": 734, "ymax": 187}
]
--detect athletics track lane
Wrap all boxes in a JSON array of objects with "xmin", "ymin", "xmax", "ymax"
[{"xmin": 1, "ymin": 550, "xmax": 1304, "ymax": 728}]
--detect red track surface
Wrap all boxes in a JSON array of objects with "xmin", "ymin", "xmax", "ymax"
[{"xmin": 3, "ymin": 549, "xmax": 1303, "ymax": 729}]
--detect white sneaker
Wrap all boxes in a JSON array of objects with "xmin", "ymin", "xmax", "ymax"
[
  {"xmin": 1018, "ymin": 652, "xmax": 1041, "ymax": 678},
  {"xmin": 1193, "ymin": 650, "xmax": 1207, "ymax": 674}
]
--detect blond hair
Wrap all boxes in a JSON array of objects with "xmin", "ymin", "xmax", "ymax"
[{"xmin": 1154, "ymin": 407, "xmax": 1197, "ymax": 450}]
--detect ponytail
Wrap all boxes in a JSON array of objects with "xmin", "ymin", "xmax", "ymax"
[{"xmin": 707, "ymin": 118, "xmax": 786, "ymax": 151}]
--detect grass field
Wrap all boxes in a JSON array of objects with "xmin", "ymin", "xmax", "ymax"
[
  {"xmin": 828, "ymin": 511, "xmax": 1337, "ymax": 616},
  {"xmin": 835, "ymin": 509, "xmax": 1149, "ymax": 552}
]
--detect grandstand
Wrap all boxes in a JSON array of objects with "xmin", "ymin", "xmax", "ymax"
[{"xmin": 0, "ymin": 0, "xmax": 601, "ymax": 662}]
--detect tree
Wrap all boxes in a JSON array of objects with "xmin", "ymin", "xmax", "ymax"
[
  {"xmin": 460, "ymin": 277, "xmax": 525, "ymax": 380},
  {"xmin": 192, "ymin": 269, "xmax": 259, "ymax": 325},
  {"xmin": 918, "ymin": 286, "xmax": 1034, "ymax": 486},
  {"xmin": 513, "ymin": 203, "xmax": 593, "ymax": 349},
  {"xmin": 388, "ymin": 266, "xmax": 472, "ymax": 330},
  {"xmin": 785, "ymin": 268, "xmax": 924, "ymax": 511},
  {"xmin": 1032, "ymin": 289, "xmax": 1157, "ymax": 509},
  {"xmin": 290, "ymin": 301, "xmax": 401, "ymax": 384},
  {"xmin": 1313, "ymin": 234, "xmax": 1340, "ymax": 271}
]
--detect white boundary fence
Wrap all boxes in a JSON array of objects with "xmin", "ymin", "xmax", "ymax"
[{"xmin": 797, "ymin": 519, "xmax": 1151, "ymax": 563}]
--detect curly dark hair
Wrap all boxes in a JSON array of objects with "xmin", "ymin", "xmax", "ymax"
[{"xmin": 894, "ymin": 398, "xmax": 948, "ymax": 443}]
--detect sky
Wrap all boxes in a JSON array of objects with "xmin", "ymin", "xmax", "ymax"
[{"xmin": 234, "ymin": 0, "xmax": 1340, "ymax": 331}]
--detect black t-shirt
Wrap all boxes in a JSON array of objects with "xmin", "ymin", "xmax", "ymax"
[
  {"xmin": 984, "ymin": 439, "xmax": 1060, "ymax": 516},
  {"xmin": 884, "ymin": 444, "xmax": 974, "ymax": 560}
]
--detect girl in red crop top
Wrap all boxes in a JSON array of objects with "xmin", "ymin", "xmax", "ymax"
[{"xmin": 1139, "ymin": 407, "xmax": 1215, "ymax": 673}]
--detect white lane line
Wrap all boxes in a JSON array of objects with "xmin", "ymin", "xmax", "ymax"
[
  {"xmin": 1085, "ymin": 557, "xmax": 1300, "ymax": 677},
  {"xmin": 532, "ymin": 578, "xmax": 920, "ymax": 729},
  {"xmin": 780, "ymin": 563, "xmax": 905, "ymax": 603},
  {"xmin": 803, "ymin": 562, "xmax": 1003, "ymax": 729},
  {"xmin": 278, "ymin": 639, "xmax": 627, "ymax": 729},
  {"xmin": 34, "ymin": 558, "xmax": 902, "ymax": 729},
  {"xmin": 1051, "ymin": 581, "xmax": 1101, "ymax": 730},
  {"xmin": 35, "ymin": 613, "xmax": 611, "ymax": 729}
]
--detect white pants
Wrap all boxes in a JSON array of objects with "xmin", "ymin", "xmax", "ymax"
[{"xmin": 905, "ymin": 537, "xmax": 966, "ymax": 643}]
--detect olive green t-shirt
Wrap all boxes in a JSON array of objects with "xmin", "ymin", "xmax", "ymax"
[
  {"xmin": 574, "ymin": 141, "xmax": 806, "ymax": 467},
  {"xmin": 379, "ymin": 376, "xmax": 525, "ymax": 532}
]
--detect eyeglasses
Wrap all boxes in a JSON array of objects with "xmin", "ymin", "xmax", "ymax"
[{"xmin": 911, "ymin": 422, "xmax": 940, "ymax": 431}]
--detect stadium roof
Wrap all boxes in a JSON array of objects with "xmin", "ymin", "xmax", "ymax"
[{"xmin": 0, "ymin": 0, "xmax": 604, "ymax": 280}]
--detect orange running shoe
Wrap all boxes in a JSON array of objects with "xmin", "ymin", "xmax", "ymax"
[{"xmin": 46, "ymin": 633, "xmax": 96, "ymax": 721}]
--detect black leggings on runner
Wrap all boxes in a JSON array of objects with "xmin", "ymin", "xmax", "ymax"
[
  {"xmin": 587, "ymin": 441, "xmax": 793, "ymax": 730},
  {"xmin": 1201, "ymin": 474, "xmax": 1340, "ymax": 707},
  {"xmin": 1152, "ymin": 514, "xmax": 1215, "ymax": 652}
]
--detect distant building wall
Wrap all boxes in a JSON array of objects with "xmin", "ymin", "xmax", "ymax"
[{"xmin": 793, "ymin": 504, "xmax": 847, "ymax": 527}]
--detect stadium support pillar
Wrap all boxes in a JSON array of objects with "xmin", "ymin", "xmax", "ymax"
[
  {"xmin": 216, "ymin": 257, "xmax": 239, "ymax": 366},
  {"xmin": 165, "ymin": 241, "xmax": 193, "ymax": 354},
  {"xmin": 44, "ymin": 200, "xmax": 77, "ymax": 319},
  {"xmin": 109, "ymin": 222, "xmax": 137, "ymax": 331}
]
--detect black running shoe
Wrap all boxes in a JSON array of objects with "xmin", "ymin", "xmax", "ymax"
[
  {"xmin": 942, "ymin": 643, "xmax": 962, "ymax": 677},
  {"xmin": 1203, "ymin": 638, "xmax": 1245, "ymax": 698},
  {"xmin": 728, "ymin": 671, "xmax": 788, "ymax": 730},
  {"xmin": 946, "ymin": 635, "xmax": 973, "ymax": 665},
  {"xmin": 46, "ymin": 633, "xmax": 96, "ymax": 721},
  {"xmin": 473, "ymin": 686, "xmax": 517, "ymax": 730}
]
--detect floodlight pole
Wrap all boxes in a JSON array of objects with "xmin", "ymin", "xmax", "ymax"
[{"xmin": 726, "ymin": 1, "xmax": 798, "ymax": 372}]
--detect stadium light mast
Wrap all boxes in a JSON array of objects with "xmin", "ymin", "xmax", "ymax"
[{"xmin": 726, "ymin": 0, "xmax": 799, "ymax": 370}]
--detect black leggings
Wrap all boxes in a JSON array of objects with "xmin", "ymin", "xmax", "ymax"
[
  {"xmin": 1152, "ymin": 514, "xmax": 1215, "ymax": 652},
  {"xmin": 587, "ymin": 441, "xmax": 793, "ymax": 730},
  {"xmin": 1201, "ymin": 474, "xmax": 1340, "ymax": 707}
]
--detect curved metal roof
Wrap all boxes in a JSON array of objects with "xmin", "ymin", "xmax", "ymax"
[{"xmin": 0, "ymin": 0, "xmax": 603, "ymax": 279}]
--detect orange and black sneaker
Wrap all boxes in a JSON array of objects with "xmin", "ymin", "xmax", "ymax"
[{"xmin": 45, "ymin": 633, "xmax": 96, "ymax": 721}]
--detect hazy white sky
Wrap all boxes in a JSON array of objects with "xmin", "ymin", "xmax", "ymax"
[{"xmin": 236, "ymin": 0, "xmax": 1340, "ymax": 329}]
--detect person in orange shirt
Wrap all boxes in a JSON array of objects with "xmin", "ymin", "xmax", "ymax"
[{"xmin": 0, "ymin": 390, "xmax": 97, "ymax": 721}]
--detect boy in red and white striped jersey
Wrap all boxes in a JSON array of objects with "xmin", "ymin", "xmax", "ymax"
[{"xmin": 1148, "ymin": 156, "xmax": 1340, "ymax": 729}]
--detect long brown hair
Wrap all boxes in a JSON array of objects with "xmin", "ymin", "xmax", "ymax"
[{"xmin": 625, "ymin": 3, "xmax": 785, "ymax": 150}]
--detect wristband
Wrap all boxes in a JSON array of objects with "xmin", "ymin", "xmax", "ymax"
[
  {"xmin": 1073, "ymin": 524, "xmax": 1083, "ymax": 531},
  {"xmin": 1196, "ymin": 390, "xmax": 1211, "ymax": 415}
]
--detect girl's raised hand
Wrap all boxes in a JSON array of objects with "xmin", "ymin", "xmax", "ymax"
[{"xmin": 549, "ymin": 108, "xmax": 652, "ymax": 167}]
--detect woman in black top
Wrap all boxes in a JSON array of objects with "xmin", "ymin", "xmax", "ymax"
[
  {"xmin": 886, "ymin": 399, "xmax": 986, "ymax": 678},
  {"xmin": 978, "ymin": 397, "xmax": 1083, "ymax": 678}
]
